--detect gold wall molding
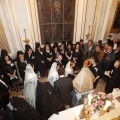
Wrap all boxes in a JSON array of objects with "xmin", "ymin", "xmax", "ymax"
[
  {"xmin": 104, "ymin": 0, "xmax": 118, "ymax": 40},
  {"xmin": 0, "ymin": 16, "xmax": 11, "ymax": 53},
  {"xmin": 0, "ymin": 0, "xmax": 17, "ymax": 54}
]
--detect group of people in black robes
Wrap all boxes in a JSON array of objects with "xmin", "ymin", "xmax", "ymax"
[
  {"xmin": 13, "ymin": 40, "xmax": 84, "ymax": 83},
  {"xmin": 0, "ymin": 38, "xmax": 120, "ymax": 120}
]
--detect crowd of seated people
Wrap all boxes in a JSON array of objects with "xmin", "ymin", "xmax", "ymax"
[{"xmin": 0, "ymin": 38, "xmax": 120, "ymax": 120}]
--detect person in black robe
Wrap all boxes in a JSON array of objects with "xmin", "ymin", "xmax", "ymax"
[
  {"xmin": 17, "ymin": 53, "xmax": 27, "ymax": 81},
  {"xmin": 52, "ymin": 44, "xmax": 60, "ymax": 59},
  {"xmin": 36, "ymin": 82, "xmax": 63, "ymax": 120},
  {"xmin": 1, "ymin": 49, "xmax": 12, "ymax": 65},
  {"xmin": 65, "ymin": 43, "xmax": 73, "ymax": 63},
  {"xmin": 114, "ymin": 45, "xmax": 120, "ymax": 60},
  {"xmin": 0, "ymin": 49, "xmax": 12, "ymax": 86},
  {"xmin": 24, "ymin": 47, "xmax": 36, "ymax": 72},
  {"xmin": 13, "ymin": 96, "xmax": 41, "ymax": 120},
  {"xmin": 0, "ymin": 65, "xmax": 4, "ymax": 81},
  {"xmin": 43, "ymin": 43, "xmax": 53, "ymax": 71},
  {"xmin": 0, "ymin": 79, "xmax": 10, "ymax": 110},
  {"xmin": 73, "ymin": 42, "xmax": 83, "ymax": 70},
  {"xmin": 79, "ymin": 39, "xmax": 85, "ymax": 52},
  {"xmin": 60, "ymin": 41, "xmax": 66, "ymax": 66},
  {"xmin": 24, "ymin": 44, "xmax": 31, "ymax": 56},
  {"xmin": 35, "ymin": 42, "xmax": 45, "ymax": 77},
  {"xmin": 0, "ymin": 110, "xmax": 10, "ymax": 120},
  {"xmin": 90, "ymin": 58, "xmax": 102, "ymax": 89},
  {"xmin": 0, "ymin": 78, "xmax": 14, "ymax": 113},
  {"xmin": 105, "ymin": 60, "xmax": 120, "ymax": 93},
  {"xmin": 4, "ymin": 55, "xmax": 20, "ymax": 92}
]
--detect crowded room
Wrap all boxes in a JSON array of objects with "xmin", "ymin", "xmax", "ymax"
[{"xmin": 0, "ymin": 0, "xmax": 120, "ymax": 120}]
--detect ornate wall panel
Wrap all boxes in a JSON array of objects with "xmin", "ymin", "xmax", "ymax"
[
  {"xmin": 37, "ymin": 0, "xmax": 75, "ymax": 44},
  {"xmin": 104, "ymin": 0, "xmax": 119, "ymax": 40},
  {"xmin": 0, "ymin": 17, "xmax": 11, "ymax": 53}
]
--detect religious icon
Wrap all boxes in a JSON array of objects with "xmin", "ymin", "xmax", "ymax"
[
  {"xmin": 52, "ymin": 1, "xmax": 63, "ymax": 23},
  {"xmin": 37, "ymin": 0, "xmax": 75, "ymax": 44}
]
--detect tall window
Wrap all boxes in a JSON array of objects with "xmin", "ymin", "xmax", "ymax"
[{"xmin": 37, "ymin": 0, "xmax": 75, "ymax": 44}]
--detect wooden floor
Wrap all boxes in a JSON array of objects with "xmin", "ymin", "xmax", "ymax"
[{"xmin": 10, "ymin": 77, "xmax": 106, "ymax": 98}]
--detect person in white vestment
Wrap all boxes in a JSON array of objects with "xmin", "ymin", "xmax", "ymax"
[
  {"xmin": 72, "ymin": 59, "xmax": 95, "ymax": 105},
  {"xmin": 23, "ymin": 64, "xmax": 38, "ymax": 108},
  {"xmin": 47, "ymin": 62, "xmax": 59, "ymax": 87},
  {"xmin": 65, "ymin": 61, "xmax": 75, "ymax": 77}
]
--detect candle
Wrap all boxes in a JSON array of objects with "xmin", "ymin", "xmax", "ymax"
[
  {"xmin": 88, "ymin": 94, "xmax": 92, "ymax": 106},
  {"xmin": 103, "ymin": 101, "xmax": 111, "ymax": 111}
]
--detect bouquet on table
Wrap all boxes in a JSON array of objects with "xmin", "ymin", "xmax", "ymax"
[
  {"xmin": 80, "ymin": 92, "xmax": 114, "ymax": 119},
  {"xmin": 91, "ymin": 92, "xmax": 113, "ymax": 112}
]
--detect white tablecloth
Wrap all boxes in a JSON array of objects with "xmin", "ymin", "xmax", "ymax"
[
  {"xmin": 49, "ymin": 89, "xmax": 120, "ymax": 120},
  {"xmin": 48, "ymin": 105, "xmax": 84, "ymax": 120}
]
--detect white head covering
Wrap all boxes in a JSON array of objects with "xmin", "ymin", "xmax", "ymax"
[
  {"xmin": 24, "ymin": 64, "xmax": 38, "ymax": 85},
  {"xmin": 65, "ymin": 61, "xmax": 73, "ymax": 77},
  {"xmin": 23, "ymin": 64, "xmax": 38, "ymax": 108},
  {"xmin": 48, "ymin": 62, "xmax": 59, "ymax": 86}
]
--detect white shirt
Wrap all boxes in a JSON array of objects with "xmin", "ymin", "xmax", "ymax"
[
  {"xmin": 60, "ymin": 75, "xmax": 65, "ymax": 78},
  {"xmin": 113, "ymin": 43, "xmax": 117, "ymax": 50},
  {"xmin": 0, "ymin": 79, "xmax": 8, "ymax": 88}
]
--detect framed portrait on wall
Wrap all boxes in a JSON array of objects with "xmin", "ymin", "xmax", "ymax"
[{"xmin": 111, "ymin": 1, "xmax": 120, "ymax": 34}]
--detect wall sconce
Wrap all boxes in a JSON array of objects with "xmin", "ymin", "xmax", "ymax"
[
  {"xmin": 86, "ymin": 26, "xmax": 91, "ymax": 40},
  {"xmin": 23, "ymin": 28, "xmax": 30, "ymax": 44}
]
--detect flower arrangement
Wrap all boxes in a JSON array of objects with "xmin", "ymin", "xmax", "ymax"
[
  {"xmin": 80, "ymin": 92, "xmax": 114, "ymax": 119},
  {"xmin": 83, "ymin": 59, "xmax": 91, "ymax": 67},
  {"xmin": 91, "ymin": 92, "xmax": 113, "ymax": 112}
]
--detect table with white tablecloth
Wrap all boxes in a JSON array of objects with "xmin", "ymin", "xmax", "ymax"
[{"xmin": 49, "ymin": 89, "xmax": 120, "ymax": 120}]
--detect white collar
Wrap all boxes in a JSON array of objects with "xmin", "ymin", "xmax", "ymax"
[
  {"xmin": 60, "ymin": 75, "xmax": 65, "ymax": 78},
  {"xmin": 0, "ymin": 79, "xmax": 8, "ymax": 88}
]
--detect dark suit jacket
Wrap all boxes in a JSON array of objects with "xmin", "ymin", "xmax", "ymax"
[
  {"xmin": 83, "ymin": 45, "xmax": 95, "ymax": 58},
  {"xmin": 103, "ymin": 52, "xmax": 115, "ymax": 62},
  {"xmin": 54, "ymin": 77, "xmax": 73, "ymax": 105},
  {"xmin": 107, "ymin": 39, "xmax": 120, "ymax": 48},
  {"xmin": 25, "ymin": 52, "xmax": 35, "ymax": 65},
  {"xmin": 80, "ymin": 44, "xmax": 85, "ymax": 51},
  {"xmin": 0, "ymin": 80, "xmax": 9, "ymax": 109},
  {"xmin": 110, "ymin": 67, "xmax": 120, "ymax": 88},
  {"xmin": 115, "ymin": 51, "xmax": 120, "ymax": 60}
]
